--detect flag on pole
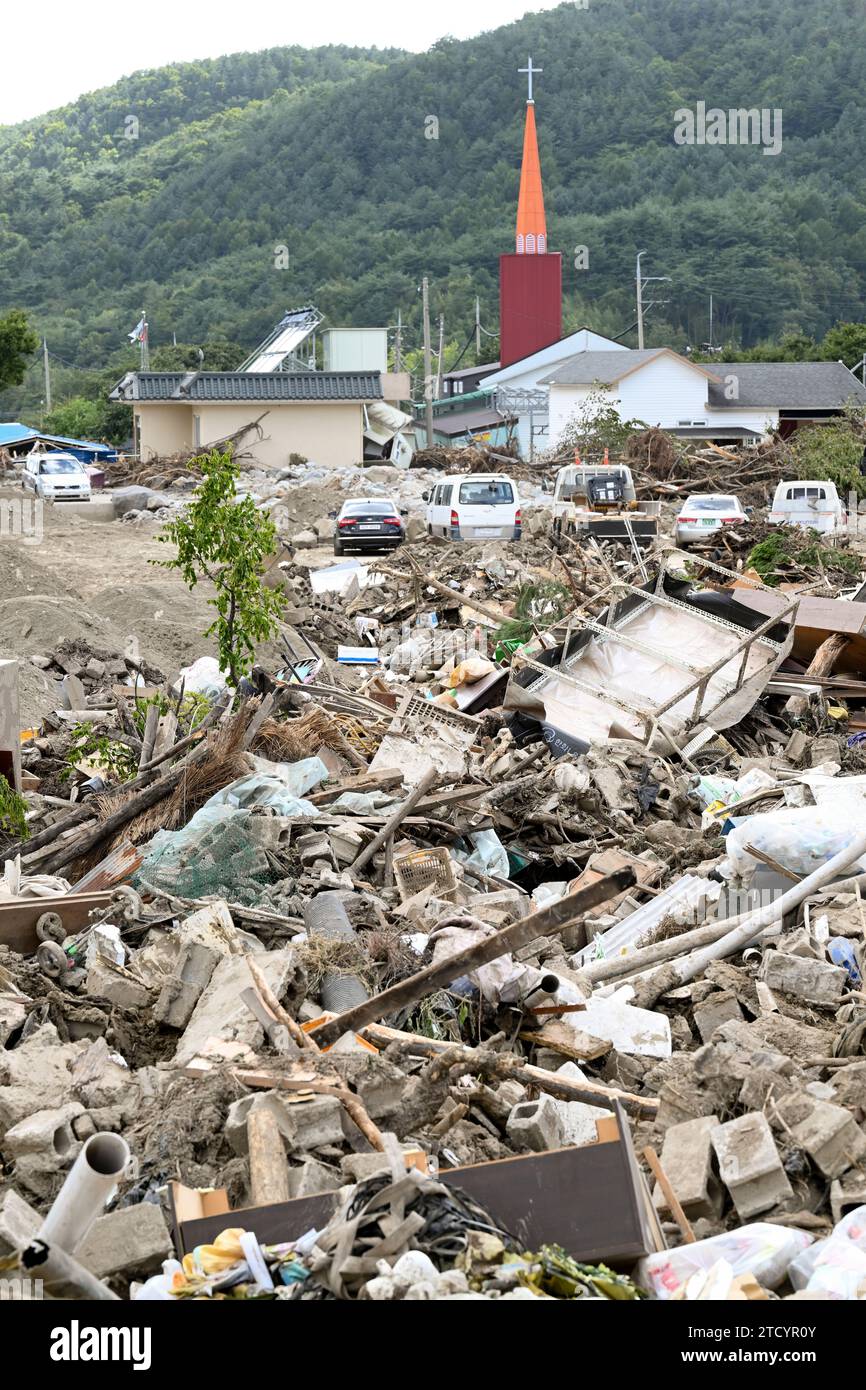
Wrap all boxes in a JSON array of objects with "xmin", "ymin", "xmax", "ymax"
[{"xmin": 128, "ymin": 315, "xmax": 147, "ymax": 343}]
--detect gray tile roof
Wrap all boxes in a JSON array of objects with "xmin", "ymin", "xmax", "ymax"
[
  {"xmin": 110, "ymin": 371, "xmax": 382, "ymax": 403},
  {"xmin": 539, "ymin": 349, "xmax": 700, "ymax": 386},
  {"xmin": 707, "ymin": 361, "xmax": 866, "ymax": 409}
]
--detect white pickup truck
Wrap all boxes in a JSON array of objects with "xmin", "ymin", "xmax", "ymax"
[{"xmin": 552, "ymin": 457, "xmax": 660, "ymax": 544}]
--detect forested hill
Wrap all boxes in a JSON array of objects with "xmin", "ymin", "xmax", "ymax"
[{"xmin": 3, "ymin": 0, "xmax": 866, "ymax": 414}]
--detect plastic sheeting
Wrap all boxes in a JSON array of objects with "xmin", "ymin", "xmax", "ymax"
[
  {"xmin": 202, "ymin": 754, "xmax": 328, "ymax": 817},
  {"xmin": 726, "ymin": 800, "xmax": 866, "ymax": 880}
]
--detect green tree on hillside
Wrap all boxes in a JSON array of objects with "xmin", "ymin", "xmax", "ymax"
[{"xmin": 0, "ymin": 310, "xmax": 38, "ymax": 389}]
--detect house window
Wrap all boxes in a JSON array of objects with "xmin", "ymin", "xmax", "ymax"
[
  {"xmin": 516, "ymin": 233, "xmax": 525, "ymax": 253},
  {"xmin": 526, "ymin": 233, "xmax": 536, "ymax": 254},
  {"xmin": 538, "ymin": 233, "xmax": 546, "ymax": 253}
]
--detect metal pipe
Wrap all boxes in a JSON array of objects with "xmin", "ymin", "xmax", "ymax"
[{"xmin": 39, "ymin": 1132, "xmax": 131, "ymax": 1254}]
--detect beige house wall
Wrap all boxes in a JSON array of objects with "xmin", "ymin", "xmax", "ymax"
[
  {"xmin": 137, "ymin": 402, "xmax": 365, "ymax": 469},
  {"xmin": 136, "ymin": 404, "xmax": 194, "ymax": 459}
]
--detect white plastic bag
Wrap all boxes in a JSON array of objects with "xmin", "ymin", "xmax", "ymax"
[
  {"xmin": 789, "ymin": 1205, "xmax": 866, "ymax": 1299},
  {"xmin": 637, "ymin": 1224, "xmax": 812, "ymax": 1299},
  {"xmin": 175, "ymin": 656, "xmax": 230, "ymax": 701},
  {"xmin": 453, "ymin": 829, "xmax": 510, "ymax": 880},
  {"xmin": 726, "ymin": 803, "xmax": 866, "ymax": 880}
]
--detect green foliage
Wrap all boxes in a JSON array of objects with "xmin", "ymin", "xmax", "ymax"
[
  {"xmin": 7, "ymin": 2, "xmax": 866, "ymax": 427},
  {"xmin": 44, "ymin": 394, "xmax": 132, "ymax": 445},
  {"xmin": 153, "ymin": 449, "xmax": 284, "ymax": 684},
  {"xmin": 149, "ymin": 340, "xmax": 245, "ymax": 371},
  {"xmin": 788, "ymin": 410, "xmax": 866, "ymax": 497},
  {"xmin": 0, "ymin": 775, "xmax": 28, "ymax": 840},
  {"xmin": 63, "ymin": 690, "xmax": 212, "ymax": 783},
  {"xmin": 64, "ymin": 724, "xmax": 139, "ymax": 782},
  {"xmin": 495, "ymin": 580, "xmax": 572, "ymax": 648},
  {"xmin": 552, "ymin": 387, "xmax": 647, "ymax": 460},
  {"xmin": 747, "ymin": 530, "xmax": 861, "ymax": 586},
  {"xmin": 0, "ymin": 310, "xmax": 38, "ymax": 390}
]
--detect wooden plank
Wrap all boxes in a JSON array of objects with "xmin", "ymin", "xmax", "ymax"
[{"xmin": 518, "ymin": 1019, "xmax": 612, "ymax": 1062}]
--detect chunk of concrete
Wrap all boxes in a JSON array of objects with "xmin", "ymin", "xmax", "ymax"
[
  {"xmin": 154, "ymin": 941, "xmax": 221, "ymax": 1029},
  {"xmin": 652, "ymin": 1115, "xmax": 723, "ymax": 1220},
  {"xmin": 0, "ymin": 1188, "xmax": 42, "ymax": 1255},
  {"xmin": 759, "ymin": 952, "xmax": 847, "ymax": 1006},
  {"xmin": 711, "ymin": 1112, "xmax": 793, "ymax": 1219},
  {"xmin": 778, "ymin": 1096, "xmax": 866, "ymax": 1179},
  {"xmin": 77, "ymin": 1203, "xmax": 172, "ymax": 1279},
  {"xmin": 4, "ymin": 1102, "xmax": 87, "ymax": 1198},
  {"xmin": 547, "ymin": 1061, "xmax": 612, "ymax": 1147},
  {"xmin": 69, "ymin": 1038, "xmax": 137, "ymax": 1112},
  {"xmin": 226, "ymin": 1092, "xmax": 344, "ymax": 1157},
  {"xmin": 830, "ymin": 1174, "xmax": 866, "ymax": 1224},
  {"xmin": 693, "ymin": 991, "xmax": 744, "ymax": 1044},
  {"xmin": 506, "ymin": 1096, "xmax": 565, "ymax": 1153},
  {"xmin": 174, "ymin": 947, "xmax": 300, "ymax": 1066},
  {"xmin": 0, "ymin": 1025, "xmax": 87, "ymax": 1130},
  {"xmin": 286, "ymin": 1159, "xmax": 340, "ymax": 1198},
  {"xmin": 85, "ymin": 958, "xmax": 153, "ymax": 1010}
]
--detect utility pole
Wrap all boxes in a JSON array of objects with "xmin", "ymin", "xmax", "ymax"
[
  {"xmin": 422, "ymin": 277, "xmax": 434, "ymax": 448},
  {"xmin": 475, "ymin": 297, "xmax": 481, "ymax": 358},
  {"xmin": 636, "ymin": 252, "xmax": 645, "ymax": 350},
  {"xmin": 636, "ymin": 252, "xmax": 671, "ymax": 350},
  {"xmin": 42, "ymin": 339, "xmax": 52, "ymax": 413},
  {"xmin": 709, "ymin": 293, "xmax": 713, "ymax": 351},
  {"xmin": 394, "ymin": 310, "xmax": 403, "ymax": 373},
  {"xmin": 435, "ymin": 313, "xmax": 445, "ymax": 398}
]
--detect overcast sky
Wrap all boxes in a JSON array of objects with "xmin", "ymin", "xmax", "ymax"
[{"xmin": 1, "ymin": 0, "xmax": 563, "ymax": 124}]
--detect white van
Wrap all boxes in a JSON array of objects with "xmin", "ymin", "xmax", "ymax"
[
  {"xmin": 424, "ymin": 474, "xmax": 521, "ymax": 541},
  {"xmin": 21, "ymin": 452, "xmax": 92, "ymax": 502},
  {"xmin": 768, "ymin": 480, "xmax": 845, "ymax": 535}
]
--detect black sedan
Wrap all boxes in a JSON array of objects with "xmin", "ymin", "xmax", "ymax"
[{"xmin": 333, "ymin": 498, "xmax": 406, "ymax": 555}]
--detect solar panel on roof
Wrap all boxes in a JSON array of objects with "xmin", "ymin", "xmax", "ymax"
[{"xmin": 238, "ymin": 306, "xmax": 323, "ymax": 372}]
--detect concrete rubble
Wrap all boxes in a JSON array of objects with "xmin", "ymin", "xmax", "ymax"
[{"xmin": 2, "ymin": 448, "xmax": 866, "ymax": 1304}]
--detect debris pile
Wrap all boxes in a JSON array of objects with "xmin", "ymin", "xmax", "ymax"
[{"xmin": 2, "ymin": 467, "xmax": 866, "ymax": 1303}]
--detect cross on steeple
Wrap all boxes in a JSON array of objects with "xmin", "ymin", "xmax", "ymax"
[{"xmin": 518, "ymin": 56, "xmax": 542, "ymax": 103}]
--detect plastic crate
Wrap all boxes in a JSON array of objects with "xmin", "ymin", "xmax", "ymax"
[
  {"xmin": 393, "ymin": 846, "xmax": 458, "ymax": 903},
  {"xmin": 394, "ymin": 692, "xmax": 481, "ymax": 748}
]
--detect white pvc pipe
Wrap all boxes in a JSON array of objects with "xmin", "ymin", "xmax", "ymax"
[
  {"xmin": 39, "ymin": 1132, "xmax": 131, "ymax": 1254},
  {"xmin": 635, "ymin": 832, "xmax": 866, "ymax": 1006}
]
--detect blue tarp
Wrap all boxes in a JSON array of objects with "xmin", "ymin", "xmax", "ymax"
[{"xmin": 0, "ymin": 421, "xmax": 117, "ymax": 462}]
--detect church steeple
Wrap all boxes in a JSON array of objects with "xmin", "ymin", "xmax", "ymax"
[
  {"xmin": 515, "ymin": 58, "xmax": 547, "ymax": 254},
  {"xmin": 498, "ymin": 56, "xmax": 561, "ymax": 367}
]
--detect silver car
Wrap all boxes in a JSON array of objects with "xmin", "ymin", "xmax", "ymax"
[{"xmin": 675, "ymin": 494, "xmax": 746, "ymax": 545}]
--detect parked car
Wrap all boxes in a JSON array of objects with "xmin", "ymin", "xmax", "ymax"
[
  {"xmin": 675, "ymin": 493, "xmax": 747, "ymax": 545},
  {"xmin": 333, "ymin": 497, "xmax": 406, "ymax": 555},
  {"xmin": 424, "ymin": 474, "xmax": 521, "ymax": 541},
  {"xmin": 768, "ymin": 479, "xmax": 846, "ymax": 535},
  {"xmin": 21, "ymin": 452, "xmax": 92, "ymax": 502}
]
